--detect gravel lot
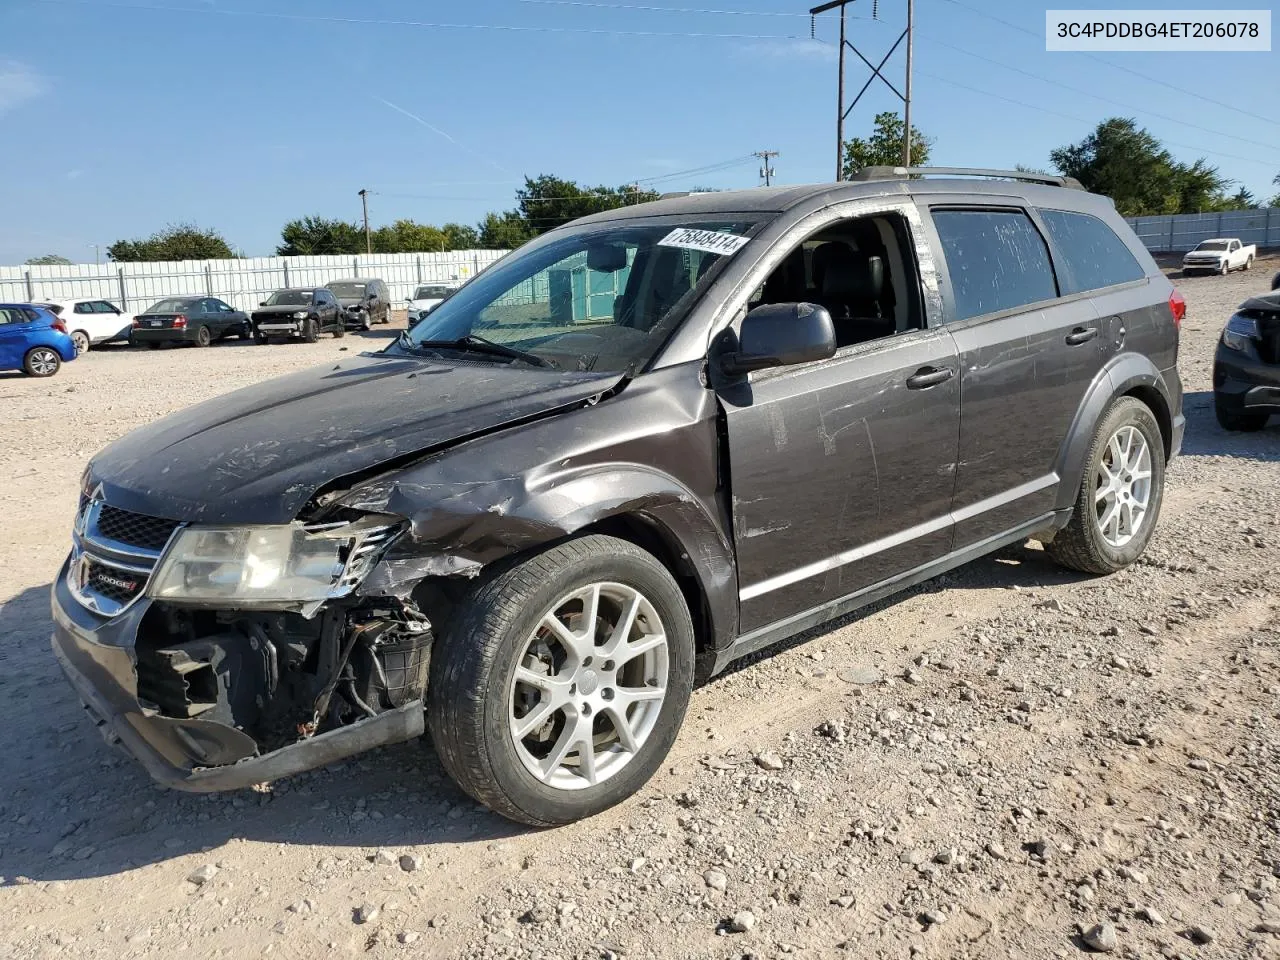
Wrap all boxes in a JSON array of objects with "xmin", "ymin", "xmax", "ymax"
[{"xmin": 2, "ymin": 263, "xmax": 1279, "ymax": 960}]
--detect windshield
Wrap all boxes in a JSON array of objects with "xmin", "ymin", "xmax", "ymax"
[
  {"xmin": 266, "ymin": 289, "xmax": 314, "ymax": 305},
  {"xmin": 328, "ymin": 282, "xmax": 366, "ymax": 298},
  {"xmin": 397, "ymin": 218, "xmax": 762, "ymax": 373},
  {"xmin": 413, "ymin": 285, "xmax": 455, "ymax": 300},
  {"xmin": 145, "ymin": 299, "xmax": 195, "ymax": 314},
  {"xmin": 1196, "ymin": 241, "xmax": 1229, "ymax": 251}
]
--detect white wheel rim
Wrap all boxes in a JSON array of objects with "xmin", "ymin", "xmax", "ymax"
[
  {"xmin": 72, "ymin": 333, "xmax": 88, "ymax": 355},
  {"xmin": 508, "ymin": 582, "xmax": 669, "ymax": 791},
  {"xmin": 29, "ymin": 349, "xmax": 58, "ymax": 374},
  {"xmin": 1093, "ymin": 425, "xmax": 1153, "ymax": 548}
]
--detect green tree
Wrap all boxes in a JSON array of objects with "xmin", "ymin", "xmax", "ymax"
[
  {"xmin": 276, "ymin": 216, "xmax": 363, "ymax": 256},
  {"xmin": 442, "ymin": 222, "xmax": 479, "ymax": 250},
  {"xmin": 1050, "ymin": 118, "xmax": 1246, "ymax": 215},
  {"xmin": 109, "ymin": 223, "xmax": 237, "ymax": 262},
  {"xmin": 26, "ymin": 254, "xmax": 72, "ymax": 265},
  {"xmin": 515, "ymin": 174, "xmax": 660, "ymax": 235},
  {"xmin": 1267, "ymin": 172, "xmax": 1280, "ymax": 208},
  {"xmin": 371, "ymin": 219, "xmax": 446, "ymax": 254},
  {"xmin": 478, "ymin": 211, "xmax": 536, "ymax": 249},
  {"xmin": 841, "ymin": 111, "xmax": 932, "ymax": 179}
]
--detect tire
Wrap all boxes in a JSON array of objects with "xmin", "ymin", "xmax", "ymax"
[
  {"xmin": 301, "ymin": 318, "xmax": 318, "ymax": 343},
  {"xmin": 1244, "ymin": 256, "xmax": 1253, "ymax": 271},
  {"xmin": 1214, "ymin": 394, "xmax": 1268, "ymax": 432},
  {"xmin": 428, "ymin": 535, "xmax": 695, "ymax": 826},
  {"xmin": 71, "ymin": 330, "xmax": 90, "ymax": 356},
  {"xmin": 254, "ymin": 331, "xmax": 269, "ymax": 345},
  {"xmin": 1046, "ymin": 396, "xmax": 1166, "ymax": 575},
  {"xmin": 194, "ymin": 325, "xmax": 212, "ymax": 348},
  {"xmin": 333, "ymin": 323, "xmax": 345, "ymax": 339},
  {"xmin": 1220, "ymin": 260, "xmax": 1230, "ymax": 276},
  {"xmin": 147, "ymin": 342, "xmax": 163, "ymax": 350},
  {"xmin": 23, "ymin": 346, "xmax": 61, "ymax": 377},
  {"xmin": 238, "ymin": 322, "xmax": 253, "ymax": 341}
]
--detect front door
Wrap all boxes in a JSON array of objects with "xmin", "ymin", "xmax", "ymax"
[
  {"xmin": 716, "ymin": 203, "xmax": 961, "ymax": 633},
  {"xmin": 0, "ymin": 306, "xmax": 34, "ymax": 369}
]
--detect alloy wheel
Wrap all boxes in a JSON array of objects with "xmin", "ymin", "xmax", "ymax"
[
  {"xmin": 27, "ymin": 348, "xmax": 59, "ymax": 375},
  {"xmin": 72, "ymin": 331, "xmax": 89, "ymax": 355},
  {"xmin": 508, "ymin": 582, "xmax": 669, "ymax": 791},
  {"xmin": 1093, "ymin": 425, "xmax": 1153, "ymax": 548}
]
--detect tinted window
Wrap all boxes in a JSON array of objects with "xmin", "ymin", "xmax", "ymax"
[
  {"xmin": 932, "ymin": 209, "xmax": 1058, "ymax": 321},
  {"xmin": 74, "ymin": 302, "xmax": 93, "ymax": 314},
  {"xmin": 0, "ymin": 307, "xmax": 27, "ymax": 324},
  {"xmin": 145, "ymin": 299, "xmax": 195, "ymax": 314},
  {"xmin": 1039, "ymin": 209, "xmax": 1145, "ymax": 294}
]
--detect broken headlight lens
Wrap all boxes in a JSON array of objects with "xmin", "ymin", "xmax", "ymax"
[
  {"xmin": 148, "ymin": 522, "xmax": 387, "ymax": 604},
  {"xmin": 1222, "ymin": 313, "xmax": 1260, "ymax": 352}
]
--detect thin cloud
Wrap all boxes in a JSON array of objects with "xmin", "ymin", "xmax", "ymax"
[
  {"xmin": 66, "ymin": 169, "xmax": 85, "ymax": 180},
  {"xmin": 0, "ymin": 62, "xmax": 46, "ymax": 115},
  {"xmin": 737, "ymin": 38, "xmax": 837, "ymax": 61}
]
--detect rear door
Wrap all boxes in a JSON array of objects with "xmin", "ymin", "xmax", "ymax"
[
  {"xmin": 922, "ymin": 202, "xmax": 1106, "ymax": 549},
  {"xmin": 0, "ymin": 306, "xmax": 34, "ymax": 368}
]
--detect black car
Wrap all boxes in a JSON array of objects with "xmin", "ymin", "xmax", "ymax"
[
  {"xmin": 252, "ymin": 288, "xmax": 346, "ymax": 343},
  {"xmin": 1213, "ymin": 290, "xmax": 1279, "ymax": 431},
  {"xmin": 328, "ymin": 278, "xmax": 391, "ymax": 330},
  {"xmin": 53, "ymin": 168, "xmax": 1184, "ymax": 826},
  {"xmin": 130, "ymin": 297, "xmax": 250, "ymax": 349}
]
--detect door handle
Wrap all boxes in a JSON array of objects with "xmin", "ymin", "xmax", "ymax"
[
  {"xmin": 1065, "ymin": 327, "xmax": 1099, "ymax": 346},
  {"xmin": 906, "ymin": 366, "xmax": 955, "ymax": 390}
]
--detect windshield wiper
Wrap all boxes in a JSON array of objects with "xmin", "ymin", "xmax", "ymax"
[{"xmin": 407, "ymin": 334, "xmax": 557, "ymax": 369}]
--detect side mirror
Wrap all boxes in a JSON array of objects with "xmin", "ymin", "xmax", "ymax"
[
  {"xmin": 259, "ymin": 301, "xmax": 267, "ymax": 306},
  {"xmin": 720, "ymin": 303, "xmax": 836, "ymax": 376}
]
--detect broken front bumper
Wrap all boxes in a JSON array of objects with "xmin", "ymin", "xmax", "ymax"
[{"xmin": 50, "ymin": 570, "xmax": 424, "ymax": 792}]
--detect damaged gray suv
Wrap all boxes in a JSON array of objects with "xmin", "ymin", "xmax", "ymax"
[{"xmin": 52, "ymin": 168, "xmax": 1184, "ymax": 825}]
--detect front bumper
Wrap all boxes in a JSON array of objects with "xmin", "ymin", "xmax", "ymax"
[
  {"xmin": 1183, "ymin": 259, "xmax": 1225, "ymax": 272},
  {"xmin": 1215, "ymin": 344, "xmax": 1280, "ymax": 412},
  {"xmin": 256, "ymin": 321, "xmax": 304, "ymax": 336},
  {"xmin": 50, "ymin": 567, "xmax": 424, "ymax": 792}
]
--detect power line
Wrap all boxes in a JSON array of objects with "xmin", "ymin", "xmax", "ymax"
[
  {"xmin": 38, "ymin": 0, "xmax": 815, "ymax": 40},
  {"xmin": 936, "ymin": 0, "xmax": 1280, "ymax": 127},
  {"xmin": 508, "ymin": 0, "xmax": 826, "ymax": 17},
  {"xmin": 753, "ymin": 150, "xmax": 779, "ymax": 186}
]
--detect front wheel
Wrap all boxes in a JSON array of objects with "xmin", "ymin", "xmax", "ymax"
[
  {"xmin": 1220, "ymin": 260, "xmax": 1230, "ymax": 276},
  {"xmin": 238, "ymin": 322, "xmax": 253, "ymax": 340},
  {"xmin": 333, "ymin": 323, "xmax": 345, "ymax": 339},
  {"xmin": 1046, "ymin": 396, "xmax": 1165, "ymax": 575},
  {"xmin": 301, "ymin": 318, "xmax": 318, "ymax": 343},
  {"xmin": 428, "ymin": 535, "xmax": 695, "ymax": 826},
  {"xmin": 23, "ymin": 346, "xmax": 62, "ymax": 377}
]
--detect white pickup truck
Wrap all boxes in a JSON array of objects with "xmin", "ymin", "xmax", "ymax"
[{"xmin": 1182, "ymin": 238, "xmax": 1256, "ymax": 276}]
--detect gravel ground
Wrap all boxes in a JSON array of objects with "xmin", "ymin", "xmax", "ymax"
[{"xmin": 1, "ymin": 264, "xmax": 1279, "ymax": 960}]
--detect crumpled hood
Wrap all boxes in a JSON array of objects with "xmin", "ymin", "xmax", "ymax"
[
  {"xmin": 252, "ymin": 305, "xmax": 310, "ymax": 317},
  {"xmin": 88, "ymin": 354, "xmax": 620, "ymax": 525},
  {"xmin": 1240, "ymin": 292, "xmax": 1280, "ymax": 313}
]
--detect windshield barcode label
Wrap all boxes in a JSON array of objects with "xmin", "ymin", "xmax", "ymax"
[{"xmin": 658, "ymin": 228, "xmax": 750, "ymax": 256}]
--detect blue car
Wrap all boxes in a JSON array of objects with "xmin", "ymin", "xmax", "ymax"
[{"xmin": 0, "ymin": 303, "xmax": 78, "ymax": 377}]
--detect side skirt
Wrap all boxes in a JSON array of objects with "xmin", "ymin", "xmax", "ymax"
[{"xmin": 713, "ymin": 510, "xmax": 1070, "ymax": 674}]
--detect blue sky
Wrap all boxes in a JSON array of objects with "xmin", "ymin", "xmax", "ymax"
[{"xmin": 1, "ymin": 0, "xmax": 1276, "ymax": 263}]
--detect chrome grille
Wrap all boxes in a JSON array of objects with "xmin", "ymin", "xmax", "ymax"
[{"xmin": 67, "ymin": 500, "xmax": 183, "ymax": 617}]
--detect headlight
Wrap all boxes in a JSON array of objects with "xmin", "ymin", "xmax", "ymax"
[
  {"xmin": 1222, "ymin": 314, "xmax": 1260, "ymax": 353},
  {"xmin": 148, "ymin": 520, "xmax": 398, "ymax": 606},
  {"xmin": 292, "ymin": 311, "xmax": 309, "ymax": 320}
]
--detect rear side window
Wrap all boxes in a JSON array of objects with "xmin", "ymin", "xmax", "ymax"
[
  {"xmin": 1039, "ymin": 209, "xmax": 1145, "ymax": 294},
  {"xmin": 931, "ymin": 209, "xmax": 1058, "ymax": 321}
]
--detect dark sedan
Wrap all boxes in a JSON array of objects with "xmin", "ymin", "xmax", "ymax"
[
  {"xmin": 130, "ymin": 297, "xmax": 250, "ymax": 349},
  {"xmin": 252, "ymin": 287, "xmax": 345, "ymax": 343}
]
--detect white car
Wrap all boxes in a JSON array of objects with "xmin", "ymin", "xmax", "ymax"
[
  {"xmin": 1182, "ymin": 238, "xmax": 1256, "ymax": 276},
  {"xmin": 38, "ymin": 298, "xmax": 134, "ymax": 354},
  {"xmin": 406, "ymin": 282, "xmax": 462, "ymax": 328}
]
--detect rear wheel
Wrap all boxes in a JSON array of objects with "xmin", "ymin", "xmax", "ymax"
[
  {"xmin": 1244, "ymin": 255, "xmax": 1254, "ymax": 271},
  {"xmin": 194, "ymin": 325, "xmax": 212, "ymax": 348},
  {"xmin": 23, "ymin": 346, "xmax": 62, "ymax": 377},
  {"xmin": 301, "ymin": 318, "xmax": 318, "ymax": 343},
  {"xmin": 1047, "ymin": 397, "xmax": 1165, "ymax": 575},
  {"xmin": 71, "ymin": 331, "xmax": 90, "ymax": 355},
  {"xmin": 1215, "ymin": 393, "xmax": 1268, "ymax": 432},
  {"xmin": 428, "ymin": 535, "xmax": 695, "ymax": 826}
]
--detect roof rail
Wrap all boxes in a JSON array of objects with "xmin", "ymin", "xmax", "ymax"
[{"xmin": 848, "ymin": 166, "xmax": 1084, "ymax": 190}]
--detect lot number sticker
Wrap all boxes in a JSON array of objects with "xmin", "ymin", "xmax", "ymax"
[{"xmin": 658, "ymin": 228, "xmax": 750, "ymax": 257}]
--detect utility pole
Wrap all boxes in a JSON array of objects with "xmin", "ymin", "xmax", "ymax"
[
  {"xmin": 811, "ymin": 0, "xmax": 916, "ymax": 180},
  {"xmin": 90, "ymin": 244, "xmax": 100, "ymax": 267},
  {"xmin": 753, "ymin": 150, "xmax": 780, "ymax": 186},
  {"xmin": 358, "ymin": 188, "xmax": 371, "ymax": 255},
  {"xmin": 902, "ymin": 0, "xmax": 915, "ymax": 167}
]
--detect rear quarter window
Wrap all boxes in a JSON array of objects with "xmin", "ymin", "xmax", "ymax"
[
  {"xmin": 931, "ymin": 208, "xmax": 1059, "ymax": 322},
  {"xmin": 1038, "ymin": 209, "xmax": 1145, "ymax": 294}
]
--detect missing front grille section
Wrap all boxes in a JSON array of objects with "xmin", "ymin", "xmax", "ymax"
[{"xmin": 136, "ymin": 648, "xmax": 219, "ymax": 719}]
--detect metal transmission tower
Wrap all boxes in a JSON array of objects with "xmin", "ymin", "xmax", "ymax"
[
  {"xmin": 810, "ymin": 0, "xmax": 915, "ymax": 180},
  {"xmin": 753, "ymin": 150, "xmax": 779, "ymax": 186}
]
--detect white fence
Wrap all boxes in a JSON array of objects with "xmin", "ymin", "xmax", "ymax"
[
  {"xmin": 1124, "ymin": 207, "xmax": 1280, "ymax": 253},
  {"xmin": 0, "ymin": 250, "xmax": 510, "ymax": 314}
]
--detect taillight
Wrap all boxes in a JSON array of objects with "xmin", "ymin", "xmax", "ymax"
[
  {"xmin": 173, "ymin": 314, "xmax": 187, "ymax": 329},
  {"xmin": 51, "ymin": 319, "xmax": 68, "ymax": 334},
  {"xmin": 132, "ymin": 319, "xmax": 141, "ymax": 328},
  {"xmin": 1168, "ymin": 289, "xmax": 1186, "ymax": 331}
]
